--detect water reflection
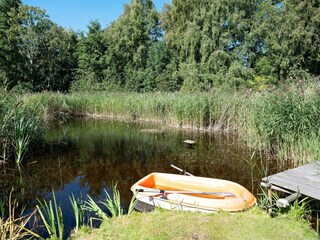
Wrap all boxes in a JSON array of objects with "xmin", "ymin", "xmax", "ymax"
[{"xmin": 0, "ymin": 118, "xmax": 269, "ymax": 236}]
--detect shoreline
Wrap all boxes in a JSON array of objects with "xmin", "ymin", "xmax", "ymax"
[
  {"xmin": 68, "ymin": 112, "xmax": 238, "ymax": 133},
  {"xmin": 21, "ymin": 89, "xmax": 320, "ymax": 166}
]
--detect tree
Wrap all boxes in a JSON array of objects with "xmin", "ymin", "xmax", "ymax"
[
  {"xmin": 143, "ymin": 40, "xmax": 181, "ymax": 91},
  {"xmin": 76, "ymin": 20, "xmax": 107, "ymax": 85},
  {"xmin": 3, "ymin": 4, "xmax": 78, "ymax": 91},
  {"xmin": 162, "ymin": 0, "xmax": 258, "ymax": 90},
  {"xmin": 252, "ymin": 0, "xmax": 320, "ymax": 80},
  {"xmin": 0, "ymin": 0, "xmax": 22, "ymax": 88},
  {"xmin": 39, "ymin": 26, "xmax": 78, "ymax": 91},
  {"xmin": 7, "ymin": 5, "xmax": 53, "ymax": 89},
  {"xmin": 104, "ymin": 0, "xmax": 161, "ymax": 91}
]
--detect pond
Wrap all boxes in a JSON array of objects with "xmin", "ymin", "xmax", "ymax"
[{"xmin": 0, "ymin": 118, "xmax": 270, "ymax": 237}]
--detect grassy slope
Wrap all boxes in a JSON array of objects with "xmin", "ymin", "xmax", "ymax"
[{"xmin": 72, "ymin": 208, "xmax": 317, "ymax": 240}]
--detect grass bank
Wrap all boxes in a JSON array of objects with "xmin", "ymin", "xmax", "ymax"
[
  {"xmin": 21, "ymin": 81, "xmax": 320, "ymax": 167},
  {"xmin": 72, "ymin": 208, "xmax": 317, "ymax": 240}
]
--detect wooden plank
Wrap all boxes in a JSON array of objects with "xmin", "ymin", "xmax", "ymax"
[
  {"xmin": 269, "ymin": 174, "xmax": 316, "ymax": 189},
  {"xmin": 264, "ymin": 176, "xmax": 320, "ymax": 199},
  {"xmin": 262, "ymin": 161, "xmax": 320, "ymax": 183},
  {"xmin": 262, "ymin": 162, "xmax": 320, "ymax": 182},
  {"xmin": 281, "ymin": 167, "xmax": 320, "ymax": 180},
  {"xmin": 261, "ymin": 161, "xmax": 320, "ymax": 200},
  {"xmin": 276, "ymin": 193, "xmax": 301, "ymax": 208},
  {"xmin": 170, "ymin": 164, "xmax": 194, "ymax": 176},
  {"xmin": 261, "ymin": 182, "xmax": 294, "ymax": 194},
  {"xmin": 291, "ymin": 171, "xmax": 317, "ymax": 178}
]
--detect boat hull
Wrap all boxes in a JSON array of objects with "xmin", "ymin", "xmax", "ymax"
[{"xmin": 131, "ymin": 172, "xmax": 256, "ymax": 212}]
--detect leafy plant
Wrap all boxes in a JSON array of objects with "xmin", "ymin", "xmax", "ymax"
[
  {"xmin": 12, "ymin": 105, "xmax": 45, "ymax": 165},
  {"xmin": 286, "ymin": 197, "xmax": 311, "ymax": 221},
  {"xmin": 257, "ymin": 187, "xmax": 279, "ymax": 216},
  {"xmin": 36, "ymin": 191, "xmax": 64, "ymax": 240},
  {"xmin": 84, "ymin": 184, "xmax": 138, "ymax": 222},
  {"xmin": 83, "ymin": 194, "xmax": 109, "ymax": 221},
  {"xmin": 102, "ymin": 184, "xmax": 138, "ymax": 218},
  {"xmin": 102, "ymin": 185, "xmax": 123, "ymax": 218},
  {"xmin": 127, "ymin": 190, "xmax": 138, "ymax": 216},
  {"xmin": 69, "ymin": 194, "xmax": 85, "ymax": 233}
]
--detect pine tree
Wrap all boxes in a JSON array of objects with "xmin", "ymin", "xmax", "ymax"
[{"xmin": 76, "ymin": 20, "xmax": 107, "ymax": 85}]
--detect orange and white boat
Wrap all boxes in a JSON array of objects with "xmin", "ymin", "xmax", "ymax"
[{"xmin": 131, "ymin": 172, "xmax": 256, "ymax": 212}]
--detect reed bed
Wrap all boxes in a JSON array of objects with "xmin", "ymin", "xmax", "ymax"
[
  {"xmin": 23, "ymin": 91, "xmax": 247, "ymax": 130},
  {"xmin": 16, "ymin": 81, "xmax": 320, "ymax": 166},
  {"xmin": 0, "ymin": 91, "xmax": 45, "ymax": 166}
]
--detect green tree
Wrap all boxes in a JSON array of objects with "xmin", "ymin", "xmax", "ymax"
[
  {"xmin": 76, "ymin": 20, "xmax": 107, "ymax": 85},
  {"xmin": 0, "ymin": 0, "xmax": 20, "ymax": 29},
  {"xmin": 3, "ymin": 4, "xmax": 77, "ymax": 91},
  {"xmin": 0, "ymin": 0, "xmax": 22, "ymax": 88},
  {"xmin": 39, "ymin": 26, "xmax": 78, "ymax": 91},
  {"xmin": 162, "ymin": 0, "xmax": 258, "ymax": 90},
  {"xmin": 143, "ymin": 41, "xmax": 180, "ymax": 91},
  {"xmin": 252, "ymin": 0, "xmax": 320, "ymax": 80},
  {"xmin": 104, "ymin": 0, "xmax": 161, "ymax": 91},
  {"xmin": 7, "ymin": 5, "xmax": 54, "ymax": 90}
]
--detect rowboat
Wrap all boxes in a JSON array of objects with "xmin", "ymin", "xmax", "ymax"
[{"xmin": 131, "ymin": 172, "xmax": 256, "ymax": 212}]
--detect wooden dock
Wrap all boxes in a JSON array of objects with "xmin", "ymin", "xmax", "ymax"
[{"xmin": 261, "ymin": 161, "xmax": 320, "ymax": 205}]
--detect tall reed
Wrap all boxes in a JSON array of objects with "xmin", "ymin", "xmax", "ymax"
[
  {"xmin": 13, "ymin": 105, "xmax": 45, "ymax": 165},
  {"xmin": 0, "ymin": 190, "xmax": 40, "ymax": 240},
  {"xmin": 0, "ymin": 91, "xmax": 45, "ymax": 166},
  {"xmin": 250, "ymin": 83, "xmax": 320, "ymax": 165},
  {"xmin": 69, "ymin": 194, "xmax": 85, "ymax": 233},
  {"xmin": 36, "ymin": 191, "xmax": 64, "ymax": 240},
  {"xmin": 21, "ymin": 80, "xmax": 320, "ymax": 166},
  {"xmin": 84, "ymin": 185, "xmax": 137, "ymax": 221}
]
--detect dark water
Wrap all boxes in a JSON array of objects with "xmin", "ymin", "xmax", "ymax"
[{"xmin": 0, "ymin": 118, "xmax": 269, "ymax": 237}]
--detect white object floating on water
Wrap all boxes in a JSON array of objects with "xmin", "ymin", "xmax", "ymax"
[{"xmin": 184, "ymin": 140, "xmax": 196, "ymax": 145}]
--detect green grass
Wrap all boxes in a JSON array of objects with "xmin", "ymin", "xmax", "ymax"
[{"xmin": 71, "ymin": 208, "xmax": 317, "ymax": 240}]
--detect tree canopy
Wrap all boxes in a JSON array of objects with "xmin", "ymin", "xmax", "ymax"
[
  {"xmin": 0, "ymin": 1, "xmax": 77, "ymax": 91},
  {"xmin": 0, "ymin": 0, "xmax": 319, "ymax": 92}
]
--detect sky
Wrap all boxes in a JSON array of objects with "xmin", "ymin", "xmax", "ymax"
[{"xmin": 22, "ymin": 0, "xmax": 171, "ymax": 32}]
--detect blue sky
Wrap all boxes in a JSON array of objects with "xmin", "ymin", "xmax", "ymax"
[{"xmin": 22, "ymin": 0, "xmax": 171, "ymax": 32}]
